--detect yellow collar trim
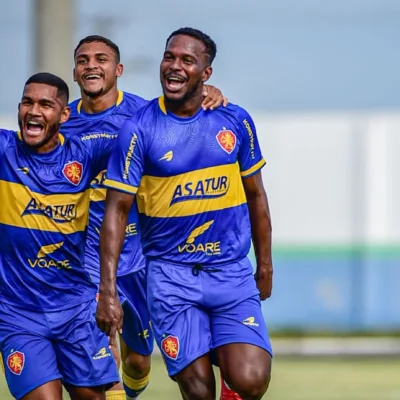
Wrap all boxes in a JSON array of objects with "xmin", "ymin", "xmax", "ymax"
[{"xmin": 77, "ymin": 90, "xmax": 124, "ymax": 114}]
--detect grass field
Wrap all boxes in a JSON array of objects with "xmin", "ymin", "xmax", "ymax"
[{"xmin": 1, "ymin": 356, "xmax": 400, "ymax": 399}]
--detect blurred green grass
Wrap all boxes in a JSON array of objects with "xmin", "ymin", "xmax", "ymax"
[{"xmin": 1, "ymin": 356, "xmax": 400, "ymax": 399}]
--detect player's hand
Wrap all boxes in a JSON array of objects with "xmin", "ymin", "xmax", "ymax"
[
  {"xmin": 96, "ymin": 290, "xmax": 123, "ymax": 348},
  {"xmin": 202, "ymin": 85, "xmax": 229, "ymax": 110},
  {"xmin": 255, "ymin": 264, "xmax": 273, "ymax": 300}
]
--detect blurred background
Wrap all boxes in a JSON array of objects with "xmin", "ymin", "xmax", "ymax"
[{"xmin": 1, "ymin": 0, "xmax": 399, "ymax": 399}]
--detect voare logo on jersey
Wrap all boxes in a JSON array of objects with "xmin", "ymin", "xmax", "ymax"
[
  {"xmin": 28, "ymin": 241, "xmax": 71, "ymax": 270},
  {"xmin": 22, "ymin": 198, "xmax": 76, "ymax": 223},
  {"xmin": 178, "ymin": 220, "xmax": 221, "ymax": 255},
  {"xmin": 170, "ymin": 176, "xmax": 229, "ymax": 206},
  {"xmin": 125, "ymin": 223, "xmax": 138, "ymax": 237},
  {"xmin": 63, "ymin": 161, "xmax": 83, "ymax": 185}
]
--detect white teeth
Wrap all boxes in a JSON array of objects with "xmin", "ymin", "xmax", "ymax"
[
  {"xmin": 86, "ymin": 74, "xmax": 101, "ymax": 79},
  {"xmin": 168, "ymin": 77, "xmax": 183, "ymax": 82},
  {"xmin": 28, "ymin": 121, "xmax": 43, "ymax": 127}
]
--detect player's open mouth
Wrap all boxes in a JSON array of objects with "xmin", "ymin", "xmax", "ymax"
[
  {"xmin": 165, "ymin": 75, "xmax": 186, "ymax": 92},
  {"xmin": 25, "ymin": 120, "xmax": 45, "ymax": 137},
  {"xmin": 84, "ymin": 74, "xmax": 102, "ymax": 81}
]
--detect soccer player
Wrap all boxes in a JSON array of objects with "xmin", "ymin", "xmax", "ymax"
[
  {"xmin": 97, "ymin": 27, "xmax": 273, "ymax": 400},
  {"xmin": 61, "ymin": 35, "xmax": 228, "ymax": 400},
  {"xmin": 0, "ymin": 72, "xmax": 119, "ymax": 400}
]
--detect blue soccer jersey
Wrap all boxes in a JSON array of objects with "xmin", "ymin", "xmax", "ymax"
[
  {"xmin": 0, "ymin": 129, "xmax": 116, "ymax": 311},
  {"xmin": 104, "ymin": 97, "xmax": 266, "ymax": 265},
  {"xmin": 61, "ymin": 91, "xmax": 148, "ymax": 278}
]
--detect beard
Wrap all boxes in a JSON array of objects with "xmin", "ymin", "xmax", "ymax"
[{"xmin": 83, "ymin": 87, "xmax": 104, "ymax": 98}]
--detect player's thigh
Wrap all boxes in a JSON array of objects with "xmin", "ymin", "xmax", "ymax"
[
  {"xmin": 54, "ymin": 300, "xmax": 119, "ymax": 390},
  {"xmin": 174, "ymin": 354, "xmax": 216, "ymax": 400},
  {"xmin": 65, "ymin": 385, "xmax": 105, "ymax": 400},
  {"xmin": 21, "ymin": 380, "xmax": 62, "ymax": 400},
  {"xmin": 211, "ymin": 296, "xmax": 272, "ymax": 353},
  {"xmin": 147, "ymin": 259, "xmax": 212, "ymax": 377},
  {"xmin": 118, "ymin": 269, "xmax": 154, "ymax": 357},
  {"xmin": 217, "ymin": 343, "xmax": 271, "ymax": 395},
  {"xmin": 0, "ymin": 326, "xmax": 62, "ymax": 400},
  {"xmin": 213, "ymin": 296, "xmax": 272, "ymax": 393}
]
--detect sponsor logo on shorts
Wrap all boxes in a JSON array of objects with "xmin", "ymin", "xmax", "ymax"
[
  {"xmin": 139, "ymin": 329, "xmax": 150, "ymax": 339},
  {"xmin": 216, "ymin": 129, "xmax": 237, "ymax": 154},
  {"xmin": 242, "ymin": 317, "xmax": 259, "ymax": 327},
  {"xmin": 93, "ymin": 347, "xmax": 111, "ymax": 360},
  {"xmin": 161, "ymin": 335, "xmax": 179, "ymax": 360},
  {"xmin": 7, "ymin": 351, "xmax": 25, "ymax": 375}
]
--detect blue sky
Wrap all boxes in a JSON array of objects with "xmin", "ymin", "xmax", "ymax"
[{"xmin": 1, "ymin": 0, "xmax": 399, "ymax": 113}]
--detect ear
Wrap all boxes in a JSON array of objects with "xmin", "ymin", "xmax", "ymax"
[
  {"xmin": 18, "ymin": 103, "xmax": 21, "ymax": 111},
  {"xmin": 116, "ymin": 63, "xmax": 124, "ymax": 78},
  {"xmin": 60, "ymin": 106, "xmax": 71, "ymax": 125},
  {"xmin": 202, "ymin": 66, "xmax": 212, "ymax": 83},
  {"xmin": 73, "ymin": 68, "xmax": 77, "ymax": 82}
]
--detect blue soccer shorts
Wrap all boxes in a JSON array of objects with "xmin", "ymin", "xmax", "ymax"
[
  {"xmin": 0, "ymin": 300, "xmax": 119, "ymax": 400},
  {"xmin": 147, "ymin": 257, "xmax": 272, "ymax": 377},
  {"xmin": 91, "ymin": 263, "xmax": 154, "ymax": 356},
  {"xmin": 117, "ymin": 268, "xmax": 154, "ymax": 356}
]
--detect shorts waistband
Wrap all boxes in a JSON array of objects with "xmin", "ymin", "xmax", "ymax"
[{"xmin": 147, "ymin": 256, "xmax": 248, "ymax": 270}]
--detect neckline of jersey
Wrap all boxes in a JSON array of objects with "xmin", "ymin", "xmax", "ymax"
[
  {"xmin": 165, "ymin": 107, "xmax": 205, "ymax": 124},
  {"xmin": 18, "ymin": 132, "xmax": 64, "ymax": 159},
  {"xmin": 76, "ymin": 90, "xmax": 124, "ymax": 118}
]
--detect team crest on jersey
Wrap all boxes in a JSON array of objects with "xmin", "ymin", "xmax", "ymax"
[
  {"xmin": 216, "ymin": 129, "xmax": 236, "ymax": 154},
  {"xmin": 161, "ymin": 335, "xmax": 179, "ymax": 360},
  {"xmin": 63, "ymin": 161, "xmax": 83, "ymax": 185},
  {"xmin": 7, "ymin": 351, "xmax": 25, "ymax": 375}
]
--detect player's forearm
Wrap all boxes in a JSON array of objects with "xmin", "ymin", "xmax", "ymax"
[
  {"xmin": 247, "ymin": 190, "xmax": 272, "ymax": 271},
  {"xmin": 99, "ymin": 203, "xmax": 129, "ymax": 295}
]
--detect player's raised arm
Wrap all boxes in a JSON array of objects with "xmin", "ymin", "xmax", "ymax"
[
  {"xmin": 238, "ymin": 110, "xmax": 273, "ymax": 300},
  {"xmin": 96, "ymin": 118, "xmax": 146, "ymax": 345}
]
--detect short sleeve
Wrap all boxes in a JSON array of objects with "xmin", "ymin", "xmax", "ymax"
[
  {"xmin": 103, "ymin": 118, "xmax": 146, "ymax": 195},
  {"xmin": 237, "ymin": 109, "xmax": 266, "ymax": 178},
  {"xmin": 0, "ymin": 129, "xmax": 12, "ymax": 158}
]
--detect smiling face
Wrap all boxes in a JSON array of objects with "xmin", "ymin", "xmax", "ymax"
[
  {"xmin": 18, "ymin": 83, "xmax": 70, "ymax": 151},
  {"xmin": 73, "ymin": 41, "xmax": 123, "ymax": 98},
  {"xmin": 160, "ymin": 34, "xmax": 212, "ymax": 103}
]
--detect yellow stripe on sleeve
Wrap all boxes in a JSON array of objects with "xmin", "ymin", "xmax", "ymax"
[
  {"xmin": 241, "ymin": 158, "xmax": 266, "ymax": 178},
  {"xmin": 103, "ymin": 179, "xmax": 138, "ymax": 195}
]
